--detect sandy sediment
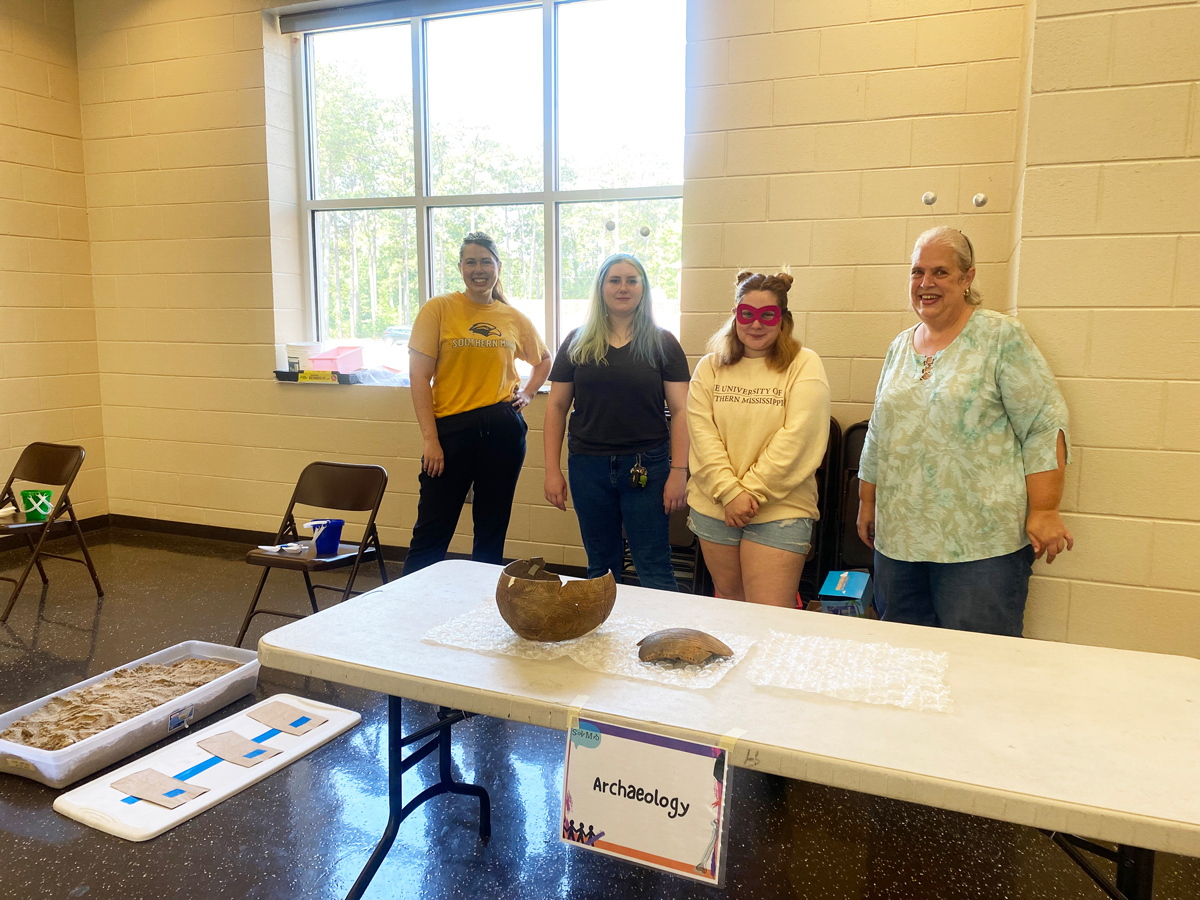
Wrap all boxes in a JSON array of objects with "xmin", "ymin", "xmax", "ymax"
[{"xmin": 0, "ymin": 658, "xmax": 239, "ymax": 751}]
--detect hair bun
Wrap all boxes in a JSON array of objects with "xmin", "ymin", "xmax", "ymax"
[
  {"xmin": 771, "ymin": 272, "xmax": 794, "ymax": 291},
  {"xmin": 735, "ymin": 269, "xmax": 756, "ymax": 286}
]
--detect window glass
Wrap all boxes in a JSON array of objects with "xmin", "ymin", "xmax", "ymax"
[
  {"xmin": 425, "ymin": 9, "xmax": 543, "ymax": 196},
  {"xmin": 558, "ymin": 198, "xmax": 681, "ymax": 345},
  {"xmin": 310, "ymin": 25, "xmax": 414, "ymax": 200},
  {"xmin": 557, "ymin": 0, "xmax": 685, "ymax": 190},
  {"xmin": 314, "ymin": 208, "xmax": 419, "ymax": 374}
]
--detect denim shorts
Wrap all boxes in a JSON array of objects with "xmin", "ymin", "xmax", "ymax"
[{"xmin": 687, "ymin": 510, "xmax": 813, "ymax": 555}]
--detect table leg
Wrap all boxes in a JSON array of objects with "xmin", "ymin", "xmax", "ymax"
[
  {"xmin": 1045, "ymin": 832, "xmax": 1156, "ymax": 900},
  {"xmin": 1116, "ymin": 845, "xmax": 1155, "ymax": 900},
  {"xmin": 345, "ymin": 695, "xmax": 491, "ymax": 900},
  {"xmin": 346, "ymin": 694, "xmax": 406, "ymax": 900}
]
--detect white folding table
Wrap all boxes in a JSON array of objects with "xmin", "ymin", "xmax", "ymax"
[{"xmin": 258, "ymin": 560, "xmax": 1200, "ymax": 900}]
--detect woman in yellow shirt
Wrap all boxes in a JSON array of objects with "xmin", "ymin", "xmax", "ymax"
[
  {"xmin": 402, "ymin": 232, "xmax": 551, "ymax": 575},
  {"xmin": 687, "ymin": 271, "xmax": 830, "ymax": 606}
]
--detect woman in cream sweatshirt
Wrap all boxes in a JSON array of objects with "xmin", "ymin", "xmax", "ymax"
[{"xmin": 686, "ymin": 270, "xmax": 830, "ymax": 606}]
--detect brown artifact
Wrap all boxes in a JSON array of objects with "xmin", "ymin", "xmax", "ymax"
[
  {"xmin": 637, "ymin": 628, "xmax": 733, "ymax": 667},
  {"xmin": 495, "ymin": 558, "xmax": 617, "ymax": 642}
]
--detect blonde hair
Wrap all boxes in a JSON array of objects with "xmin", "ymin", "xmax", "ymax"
[
  {"xmin": 706, "ymin": 270, "xmax": 801, "ymax": 372},
  {"xmin": 913, "ymin": 226, "xmax": 982, "ymax": 307},
  {"xmin": 460, "ymin": 231, "xmax": 508, "ymax": 304},
  {"xmin": 568, "ymin": 253, "xmax": 664, "ymax": 367}
]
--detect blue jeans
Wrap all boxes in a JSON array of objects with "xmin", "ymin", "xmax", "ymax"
[
  {"xmin": 567, "ymin": 441, "xmax": 678, "ymax": 592},
  {"xmin": 873, "ymin": 545, "xmax": 1034, "ymax": 636}
]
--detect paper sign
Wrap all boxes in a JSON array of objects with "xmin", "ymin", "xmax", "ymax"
[
  {"xmin": 112, "ymin": 770, "xmax": 209, "ymax": 809},
  {"xmin": 561, "ymin": 717, "xmax": 731, "ymax": 885},
  {"xmin": 247, "ymin": 700, "xmax": 327, "ymax": 735},
  {"xmin": 196, "ymin": 732, "xmax": 282, "ymax": 768}
]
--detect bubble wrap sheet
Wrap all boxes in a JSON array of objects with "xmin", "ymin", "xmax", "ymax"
[
  {"xmin": 423, "ymin": 599, "xmax": 753, "ymax": 689},
  {"xmin": 747, "ymin": 631, "xmax": 952, "ymax": 712}
]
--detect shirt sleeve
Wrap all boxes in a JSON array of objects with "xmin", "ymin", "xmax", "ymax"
[
  {"xmin": 408, "ymin": 297, "xmax": 442, "ymax": 359},
  {"xmin": 686, "ymin": 356, "xmax": 744, "ymax": 507},
  {"xmin": 739, "ymin": 355, "xmax": 832, "ymax": 504},
  {"xmin": 858, "ymin": 334, "xmax": 902, "ymax": 485},
  {"xmin": 548, "ymin": 332, "xmax": 578, "ymax": 383},
  {"xmin": 660, "ymin": 330, "xmax": 691, "ymax": 382},
  {"xmin": 514, "ymin": 312, "xmax": 548, "ymax": 366},
  {"xmin": 996, "ymin": 319, "xmax": 1071, "ymax": 475}
]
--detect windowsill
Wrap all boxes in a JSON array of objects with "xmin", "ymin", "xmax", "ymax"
[{"xmin": 273, "ymin": 370, "xmax": 552, "ymax": 393}]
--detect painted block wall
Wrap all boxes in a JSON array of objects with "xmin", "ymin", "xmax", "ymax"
[
  {"xmin": 0, "ymin": 1, "xmax": 105, "ymax": 517},
  {"xmin": 1013, "ymin": 0, "xmax": 1200, "ymax": 655}
]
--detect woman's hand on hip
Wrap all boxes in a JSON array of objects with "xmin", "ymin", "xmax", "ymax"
[
  {"xmin": 663, "ymin": 468, "xmax": 688, "ymax": 515},
  {"xmin": 856, "ymin": 499, "xmax": 876, "ymax": 550},
  {"xmin": 421, "ymin": 438, "xmax": 445, "ymax": 477},
  {"xmin": 544, "ymin": 469, "xmax": 569, "ymax": 511},
  {"xmin": 1026, "ymin": 510, "xmax": 1074, "ymax": 563},
  {"xmin": 723, "ymin": 491, "xmax": 758, "ymax": 528},
  {"xmin": 511, "ymin": 388, "xmax": 533, "ymax": 410}
]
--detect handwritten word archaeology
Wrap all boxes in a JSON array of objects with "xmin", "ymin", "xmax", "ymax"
[{"xmin": 592, "ymin": 777, "xmax": 690, "ymax": 819}]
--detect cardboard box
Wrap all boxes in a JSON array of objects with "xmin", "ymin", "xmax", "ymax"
[{"xmin": 818, "ymin": 570, "xmax": 873, "ymax": 617}]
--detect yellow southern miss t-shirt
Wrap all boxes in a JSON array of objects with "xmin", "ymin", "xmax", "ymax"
[{"xmin": 409, "ymin": 292, "xmax": 548, "ymax": 419}]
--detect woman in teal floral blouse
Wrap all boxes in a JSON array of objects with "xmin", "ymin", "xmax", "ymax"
[{"xmin": 856, "ymin": 227, "xmax": 1072, "ymax": 636}]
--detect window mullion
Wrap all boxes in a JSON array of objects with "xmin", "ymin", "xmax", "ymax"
[
  {"xmin": 542, "ymin": 0, "xmax": 556, "ymax": 346},
  {"xmin": 412, "ymin": 17, "xmax": 431, "ymax": 308},
  {"xmin": 297, "ymin": 33, "xmax": 319, "ymax": 341}
]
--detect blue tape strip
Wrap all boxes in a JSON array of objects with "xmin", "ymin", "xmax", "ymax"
[
  {"xmin": 120, "ymin": 727, "xmax": 282, "ymax": 805},
  {"xmin": 290, "ymin": 716, "xmax": 311, "ymax": 728},
  {"xmin": 163, "ymin": 788, "xmax": 185, "ymax": 798},
  {"xmin": 244, "ymin": 749, "xmax": 265, "ymax": 759}
]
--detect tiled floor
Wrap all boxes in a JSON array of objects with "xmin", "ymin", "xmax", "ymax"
[{"xmin": 1, "ymin": 529, "xmax": 1196, "ymax": 900}]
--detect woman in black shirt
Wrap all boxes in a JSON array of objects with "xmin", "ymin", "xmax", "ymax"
[{"xmin": 543, "ymin": 253, "xmax": 690, "ymax": 591}]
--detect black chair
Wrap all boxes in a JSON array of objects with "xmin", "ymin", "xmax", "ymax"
[
  {"xmin": 0, "ymin": 442, "xmax": 103, "ymax": 622},
  {"xmin": 797, "ymin": 417, "xmax": 843, "ymax": 608},
  {"xmin": 836, "ymin": 420, "xmax": 875, "ymax": 573},
  {"xmin": 235, "ymin": 461, "xmax": 389, "ymax": 647}
]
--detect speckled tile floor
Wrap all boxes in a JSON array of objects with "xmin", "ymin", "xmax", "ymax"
[{"xmin": 1, "ymin": 529, "xmax": 1197, "ymax": 900}]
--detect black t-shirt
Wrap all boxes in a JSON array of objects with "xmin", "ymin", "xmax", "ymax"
[{"xmin": 549, "ymin": 328, "xmax": 691, "ymax": 455}]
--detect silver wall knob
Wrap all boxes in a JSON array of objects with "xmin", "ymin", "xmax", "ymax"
[
  {"xmin": 922, "ymin": 191, "xmax": 937, "ymax": 205},
  {"xmin": 972, "ymin": 193, "xmax": 988, "ymax": 207}
]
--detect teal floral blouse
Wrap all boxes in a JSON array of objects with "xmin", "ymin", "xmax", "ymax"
[{"xmin": 859, "ymin": 309, "xmax": 1070, "ymax": 563}]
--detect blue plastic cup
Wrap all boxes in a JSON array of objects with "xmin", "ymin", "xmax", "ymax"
[{"xmin": 310, "ymin": 519, "xmax": 345, "ymax": 555}]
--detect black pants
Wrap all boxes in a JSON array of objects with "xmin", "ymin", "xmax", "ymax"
[{"xmin": 401, "ymin": 401, "xmax": 527, "ymax": 576}]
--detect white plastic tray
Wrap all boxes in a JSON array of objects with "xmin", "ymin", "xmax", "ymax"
[
  {"xmin": 54, "ymin": 693, "xmax": 360, "ymax": 841},
  {"xmin": 0, "ymin": 640, "xmax": 259, "ymax": 788}
]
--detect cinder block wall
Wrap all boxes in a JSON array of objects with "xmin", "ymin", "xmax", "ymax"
[
  {"xmin": 681, "ymin": 0, "xmax": 1024, "ymax": 423},
  {"xmin": 0, "ymin": 1, "xmax": 105, "ymax": 516},
  {"xmin": 1013, "ymin": 0, "xmax": 1200, "ymax": 654}
]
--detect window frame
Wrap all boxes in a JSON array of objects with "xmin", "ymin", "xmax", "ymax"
[{"xmin": 293, "ymin": 0, "xmax": 684, "ymax": 349}]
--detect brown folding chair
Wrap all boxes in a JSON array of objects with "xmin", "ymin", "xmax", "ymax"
[
  {"xmin": 235, "ymin": 461, "xmax": 389, "ymax": 647},
  {"xmin": 0, "ymin": 442, "xmax": 104, "ymax": 622}
]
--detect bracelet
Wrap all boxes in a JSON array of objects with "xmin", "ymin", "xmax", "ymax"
[{"xmin": 670, "ymin": 465, "xmax": 688, "ymax": 471}]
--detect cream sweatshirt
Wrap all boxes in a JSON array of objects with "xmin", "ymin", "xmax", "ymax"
[{"xmin": 686, "ymin": 348, "xmax": 831, "ymax": 523}]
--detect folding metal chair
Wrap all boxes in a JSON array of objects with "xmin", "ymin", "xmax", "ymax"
[
  {"xmin": 0, "ymin": 442, "xmax": 104, "ymax": 622},
  {"xmin": 235, "ymin": 461, "xmax": 389, "ymax": 647}
]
